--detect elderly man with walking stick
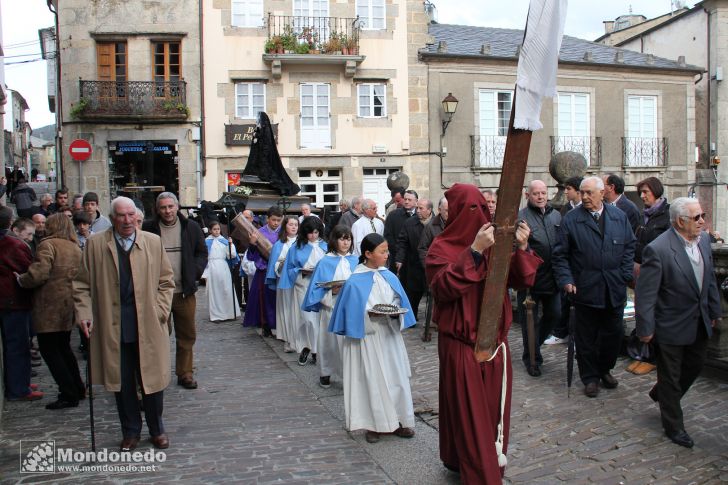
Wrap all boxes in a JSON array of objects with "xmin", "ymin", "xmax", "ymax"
[{"xmin": 74, "ymin": 196, "xmax": 175, "ymax": 452}]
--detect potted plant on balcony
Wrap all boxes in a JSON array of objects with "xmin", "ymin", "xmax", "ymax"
[
  {"xmin": 162, "ymin": 100, "xmax": 191, "ymax": 118},
  {"xmin": 295, "ymin": 42, "xmax": 310, "ymax": 54},
  {"xmin": 300, "ymin": 27, "xmax": 320, "ymax": 53},
  {"xmin": 70, "ymin": 97, "xmax": 90, "ymax": 119},
  {"xmin": 345, "ymin": 35, "xmax": 358, "ymax": 55},
  {"xmin": 340, "ymin": 34, "xmax": 349, "ymax": 55},
  {"xmin": 323, "ymin": 32, "xmax": 342, "ymax": 55},
  {"xmin": 281, "ymin": 25, "xmax": 297, "ymax": 54},
  {"xmin": 264, "ymin": 38, "xmax": 276, "ymax": 54}
]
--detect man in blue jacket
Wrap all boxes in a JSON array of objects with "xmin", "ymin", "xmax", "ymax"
[{"xmin": 553, "ymin": 176, "xmax": 635, "ymax": 398}]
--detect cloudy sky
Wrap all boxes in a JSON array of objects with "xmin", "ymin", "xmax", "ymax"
[{"xmin": 2, "ymin": 0, "xmax": 695, "ymax": 130}]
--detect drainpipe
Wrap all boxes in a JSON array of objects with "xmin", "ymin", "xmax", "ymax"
[
  {"xmin": 47, "ymin": 0, "xmax": 64, "ymax": 188},
  {"xmin": 705, "ymin": 6, "xmax": 711, "ymax": 165},
  {"xmin": 197, "ymin": 0, "xmax": 206, "ymax": 204}
]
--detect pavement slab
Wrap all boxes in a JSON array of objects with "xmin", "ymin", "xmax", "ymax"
[{"xmin": 1, "ymin": 288, "xmax": 727, "ymax": 484}]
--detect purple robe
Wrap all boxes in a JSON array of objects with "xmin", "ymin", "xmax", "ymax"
[{"xmin": 243, "ymin": 224, "xmax": 280, "ymax": 328}]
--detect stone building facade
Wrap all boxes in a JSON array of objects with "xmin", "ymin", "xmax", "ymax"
[
  {"xmin": 52, "ymin": 0, "xmax": 202, "ymax": 214},
  {"xmin": 421, "ymin": 24, "xmax": 702, "ymax": 207},
  {"xmin": 202, "ymin": 0, "xmax": 430, "ymax": 216},
  {"xmin": 597, "ymin": 0, "xmax": 728, "ymax": 238}
]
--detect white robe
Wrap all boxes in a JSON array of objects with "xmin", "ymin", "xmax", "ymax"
[
  {"xmin": 202, "ymin": 236, "xmax": 238, "ymax": 321},
  {"xmin": 294, "ymin": 241, "xmax": 326, "ymax": 353},
  {"xmin": 343, "ymin": 265, "xmax": 415, "ymax": 433},
  {"xmin": 317, "ymin": 255, "xmax": 351, "ymax": 378},
  {"xmin": 274, "ymin": 237, "xmax": 297, "ymax": 346}
]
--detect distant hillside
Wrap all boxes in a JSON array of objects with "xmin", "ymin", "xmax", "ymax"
[{"xmin": 32, "ymin": 124, "xmax": 56, "ymax": 142}]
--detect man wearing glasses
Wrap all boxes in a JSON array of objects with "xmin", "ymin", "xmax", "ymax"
[{"xmin": 635, "ymin": 197, "xmax": 721, "ymax": 449}]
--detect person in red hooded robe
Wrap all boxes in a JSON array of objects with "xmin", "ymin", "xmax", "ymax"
[{"xmin": 426, "ymin": 183, "xmax": 541, "ymax": 484}]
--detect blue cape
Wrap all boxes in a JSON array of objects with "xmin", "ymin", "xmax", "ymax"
[
  {"xmin": 328, "ymin": 268, "xmax": 416, "ymax": 339},
  {"xmin": 205, "ymin": 236, "xmax": 240, "ymax": 269},
  {"xmin": 265, "ymin": 240, "xmax": 289, "ymax": 290},
  {"xmin": 301, "ymin": 254, "xmax": 359, "ymax": 312},
  {"xmin": 278, "ymin": 240, "xmax": 328, "ymax": 289}
]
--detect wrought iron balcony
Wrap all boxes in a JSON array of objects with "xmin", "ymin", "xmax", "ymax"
[
  {"xmin": 75, "ymin": 80, "xmax": 188, "ymax": 121},
  {"xmin": 622, "ymin": 137, "xmax": 668, "ymax": 167},
  {"xmin": 263, "ymin": 14, "xmax": 364, "ymax": 78},
  {"xmin": 550, "ymin": 136, "xmax": 602, "ymax": 167},
  {"xmin": 471, "ymin": 135, "xmax": 506, "ymax": 169}
]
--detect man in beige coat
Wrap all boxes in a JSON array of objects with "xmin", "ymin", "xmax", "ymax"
[{"xmin": 74, "ymin": 197, "xmax": 175, "ymax": 452}]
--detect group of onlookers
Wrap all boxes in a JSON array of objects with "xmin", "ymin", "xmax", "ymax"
[{"xmin": 515, "ymin": 172, "xmax": 720, "ymax": 450}]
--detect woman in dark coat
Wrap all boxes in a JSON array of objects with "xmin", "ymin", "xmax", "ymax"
[
  {"xmin": 18, "ymin": 213, "xmax": 84, "ymax": 409},
  {"xmin": 635, "ymin": 177, "xmax": 671, "ymax": 266}
]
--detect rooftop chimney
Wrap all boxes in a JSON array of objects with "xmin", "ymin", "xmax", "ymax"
[
  {"xmin": 615, "ymin": 51, "xmax": 624, "ymax": 63},
  {"xmin": 480, "ymin": 43, "xmax": 491, "ymax": 55},
  {"xmin": 583, "ymin": 51, "xmax": 593, "ymax": 62},
  {"xmin": 437, "ymin": 41, "xmax": 447, "ymax": 53}
]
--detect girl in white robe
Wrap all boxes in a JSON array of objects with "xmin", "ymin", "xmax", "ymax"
[
  {"xmin": 280, "ymin": 216, "xmax": 327, "ymax": 365},
  {"xmin": 302, "ymin": 225, "xmax": 358, "ymax": 388},
  {"xmin": 202, "ymin": 222, "xmax": 239, "ymax": 322},
  {"xmin": 265, "ymin": 216, "xmax": 299, "ymax": 352},
  {"xmin": 328, "ymin": 233, "xmax": 417, "ymax": 444}
]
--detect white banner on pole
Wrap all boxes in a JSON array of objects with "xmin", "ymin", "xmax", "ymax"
[{"xmin": 514, "ymin": 0, "xmax": 568, "ymax": 131}]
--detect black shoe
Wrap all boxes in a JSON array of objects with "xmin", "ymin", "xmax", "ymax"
[
  {"xmin": 648, "ymin": 386, "xmax": 659, "ymax": 402},
  {"xmin": 666, "ymin": 429, "xmax": 694, "ymax": 448},
  {"xmin": 601, "ymin": 373, "xmax": 618, "ymax": 389},
  {"xmin": 298, "ymin": 348, "xmax": 310, "ymax": 366},
  {"xmin": 45, "ymin": 399, "xmax": 79, "ymax": 410},
  {"xmin": 310, "ymin": 353, "xmax": 317, "ymax": 365},
  {"xmin": 319, "ymin": 376, "xmax": 331, "ymax": 388},
  {"xmin": 443, "ymin": 462, "xmax": 460, "ymax": 474},
  {"xmin": 262, "ymin": 327, "xmax": 273, "ymax": 338},
  {"xmin": 584, "ymin": 382, "xmax": 599, "ymax": 398},
  {"xmin": 526, "ymin": 365, "xmax": 542, "ymax": 377}
]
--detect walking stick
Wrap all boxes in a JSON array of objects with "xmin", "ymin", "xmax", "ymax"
[
  {"xmin": 524, "ymin": 292, "xmax": 537, "ymax": 374},
  {"xmin": 86, "ymin": 336, "xmax": 96, "ymax": 453},
  {"xmin": 422, "ymin": 289, "xmax": 433, "ymax": 342}
]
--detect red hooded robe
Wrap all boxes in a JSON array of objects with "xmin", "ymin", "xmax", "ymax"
[{"xmin": 426, "ymin": 183, "xmax": 541, "ymax": 484}]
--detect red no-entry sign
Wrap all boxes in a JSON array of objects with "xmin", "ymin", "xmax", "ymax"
[{"xmin": 69, "ymin": 139, "xmax": 92, "ymax": 161}]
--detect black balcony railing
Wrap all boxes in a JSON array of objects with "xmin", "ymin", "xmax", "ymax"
[
  {"xmin": 550, "ymin": 136, "xmax": 602, "ymax": 167},
  {"xmin": 471, "ymin": 135, "xmax": 506, "ymax": 168},
  {"xmin": 622, "ymin": 137, "xmax": 668, "ymax": 167},
  {"xmin": 77, "ymin": 80, "xmax": 188, "ymax": 120},
  {"xmin": 266, "ymin": 14, "xmax": 361, "ymax": 55}
]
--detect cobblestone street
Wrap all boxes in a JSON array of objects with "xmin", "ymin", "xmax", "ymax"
[{"xmin": 1, "ymin": 288, "xmax": 727, "ymax": 483}]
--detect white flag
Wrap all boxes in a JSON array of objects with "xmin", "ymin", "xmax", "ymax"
[{"xmin": 514, "ymin": 0, "xmax": 568, "ymax": 131}]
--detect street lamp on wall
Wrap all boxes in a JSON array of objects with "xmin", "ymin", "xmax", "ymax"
[{"xmin": 441, "ymin": 92, "xmax": 458, "ymax": 137}]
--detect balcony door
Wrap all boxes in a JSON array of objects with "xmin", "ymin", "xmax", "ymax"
[
  {"xmin": 626, "ymin": 95, "xmax": 659, "ymax": 166},
  {"xmin": 557, "ymin": 92, "xmax": 591, "ymax": 165},
  {"xmin": 477, "ymin": 89, "xmax": 512, "ymax": 168},
  {"xmin": 96, "ymin": 42, "xmax": 127, "ymax": 99},
  {"xmin": 153, "ymin": 41, "xmax": 181, "ymax": 98},
  {"xmin": 300, "ymin": 83, "xmax": 331, "ymax": 149}
]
